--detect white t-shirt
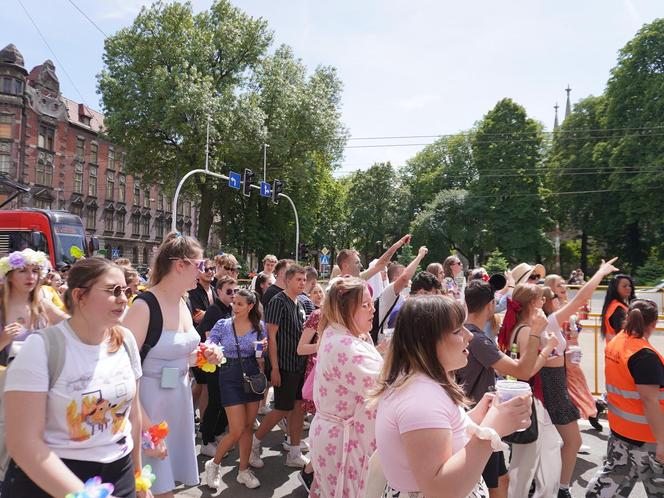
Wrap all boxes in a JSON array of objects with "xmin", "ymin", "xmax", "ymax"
[
  {"xmin": 4, "ymin": 321, "xmax": 142, "ymax": 463},
  {"xmin": 375, "ymin": 373, "xmax": 470, "ymax": 492},
  {"xmin": 544, "ymin": 313, "xmax": 567, "ymax": 356},
  {"xmin": 378, "ymin": 283, "xmax": 400, "ymax": 326}
]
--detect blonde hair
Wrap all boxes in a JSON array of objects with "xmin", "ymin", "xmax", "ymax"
[
  {"xmin": 150, "ymin": 232, "xmax": 203, "ymax": 286},
  {"xmin": 1, "ymin": 268, "xmax": 46, "ymax": 331},
  {"xmin": 512, "ymin": 283, "xmax": 543, "ymax": 322},
  {"xmin": 319, "ymin": 277, "xmax": 366, "ymax": 335}
]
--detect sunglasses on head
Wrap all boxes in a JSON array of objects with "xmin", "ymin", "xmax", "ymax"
[
  {"xmin": 98, "ymin": 285, "xmax": 133, "ymax": 298},
  {"xmin": 529, "ymin": 273, "xmax": 541, "ymax": 281}
]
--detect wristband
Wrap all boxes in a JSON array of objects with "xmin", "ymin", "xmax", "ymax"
[
  {"xmin": 65, "ymin": 477, "xmax": 114, "ymax": 498},
  {"xmin": 466, "ymin": 422, "xmax": 508, "ymax": 452}
]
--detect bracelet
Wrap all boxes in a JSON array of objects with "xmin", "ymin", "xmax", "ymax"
[
  {"xmin": 466, "ymin": 422, "xmax": 508, "ymax": 452},
  {"xmin": 65, "ymin": 477, "xmax": 114, "ymax": 498}
]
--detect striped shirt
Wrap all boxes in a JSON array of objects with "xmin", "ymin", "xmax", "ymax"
[{"xmin": 265, "ymin": 291, "xmax": 307, "ymax": 372}]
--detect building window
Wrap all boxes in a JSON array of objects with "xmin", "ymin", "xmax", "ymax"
[
  {"xmin": 73, "ymin": 163, "xmax": 83, "ymax": 194},
  {"xmin": 34, "ymin": 198, "xmax": 51, "ymax": 209},
  {"xmin": 75, "ymin": 137, "xmax": 85, "ymax": 162},
  {"xmin": 165, "ymin": 197, "xmax": 171, "ymax": 213},
  {"xmin": 0, "ymin": 115, "xmax": 12, "ymax": 139},
  {"xmin": 36, "ymin": 159, "xmax": 53, "ymax": 186},
  {"xmin": 184, "ymin": 200, "xmax": 191, "ymax": 215},
  {"xmin": 142, "ymin": 217, "xmax": 150, "ymax": 237},
  {"xmin": 90, "ymin": 143, "xmax": 98, "ymax": 164},
  {"xmin": 70, "ymin": 204, "xmax": 82, "ymax": 217},
  {"xmin": 184, "ymin": 223, "xmax": 191, "ymax": 236},
  {"xmin": 131, "ymin": 216, "xmax": 140, "ymax": 236},
  {"xmin": 155, "ymin": 218, "xmax": 163, "ymax": 239},
  {"xmin": 104, "ymin": 211, "xmax": 114, "ymax": 232},
  {"xmin": 157, "ymin": 192, "xmax": 164, "ymax": 210},
  {"xmin": 132, "ymin": 247, "xmax": 138, "ymax": 265},
  {"xmin": 0, "ymin": 142, "xmax": 11, "ymax": 173},
  {"xmin": 119, "ymin": 153, "xmax": 125, "ymax": 173},
  {"xmin": 134, "ymin": 184, "xmax": 140, "ymax": 206},
  {"xmin": 88, "ymin": 166, "xmax": 97, "ymax": 196},
  {"xmin": 86, "ymin": 207, "xmax": 97, "ymax": 230},
  {"xmin": 118, "ymin": 175, "xmax": 126, "ymax": 202},
  {"xmin": 116, "ymin": 213, "xmax": 125, "ymax": 234},
  {"xmin": 38, "ymin": 125, "xmax": 55, "ymax": 151},
  {"xmin": 105, "ymin": 171, "xmax": 115, "ymax": 200},
  {"xmin": 108, "ymin": 148, "xmax": 115, "ymax": 170},
  {"xmin": 143, "ymin": 188, "xmax": 150, "ymax": 209}
]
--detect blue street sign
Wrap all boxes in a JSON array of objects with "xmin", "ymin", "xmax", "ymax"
[
  {"xmin": 228, "ymin": 171, "xmax": 241, "ymax": 190},
  {"xmin": 319, "ymin": 254, "xmax": 330, "ymax": 265},
  {"xmin": 111, "ymin": 248, "xmax": 120, "ymax": 259},
  {"xmin": 260, "ymin": 181, "xmax": 272, "ymax": 198}
]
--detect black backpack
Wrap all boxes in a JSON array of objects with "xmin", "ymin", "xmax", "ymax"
[
  {"xmin": 134, "ymin": 291, "xmax": 163, "ymax": 364},
  {"xmin": 370, "ymin": 294, "xmax": 400, "ymax": 344}
]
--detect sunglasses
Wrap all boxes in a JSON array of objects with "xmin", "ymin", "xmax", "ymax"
[
  {"xmin": 529, "ymin": 273, "xmax": 541, "ymax": 281},
  {"xmin": 203, "ymin": 267, "xmax": 215, "ymax": 273},
  {"xmin": 97, "ymin": 285, "xmax": 133, "ymax": 298},
  {"xmin": 223, "ymin": 265, "xmax": 239, "ymax": 272},
  {"xmin": 170, "ymin": 257, "xmax": 206, "ymax": 272},
  {"xmin": 222, "ymin": 288, "xmax": 238, "ymax": 296}
]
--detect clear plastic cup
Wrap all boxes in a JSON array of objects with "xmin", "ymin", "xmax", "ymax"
[
  {"xmin": 566, "ymin": 346, "xmax": 582, "ymax": 364},
  {"xmin": 495, "ymin": 380, "xmax": 532, "ymax": 431}
]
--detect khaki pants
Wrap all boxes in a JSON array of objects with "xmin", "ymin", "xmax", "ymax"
[{"xmin": 508, "ymin": 398, "xmax": 562, "ymax": 498}]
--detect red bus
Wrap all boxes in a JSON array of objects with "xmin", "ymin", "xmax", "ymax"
[{"xmin": 0, "ymin": 209, "xmax": 97, "ymax": 269}]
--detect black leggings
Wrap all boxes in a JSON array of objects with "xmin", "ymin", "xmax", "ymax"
[
  {"xmin": 200, "ymin": 370, "xmax": 228, "ymax": 444},
  {"xmin": 1, "ymin": 454, "xmax": 135, "ymax": 498}
]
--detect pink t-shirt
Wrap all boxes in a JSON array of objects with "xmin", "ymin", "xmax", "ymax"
[{"xmin": 375, "ymin": 373, "xmax": 470, "ymax": 492}]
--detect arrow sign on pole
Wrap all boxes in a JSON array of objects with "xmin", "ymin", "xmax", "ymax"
[
  {"xmin": 228, "ymin": 171, "xmax": 241, "ymax": 190},
  {"xmin": 260, "ymin": 181, "xmax": 272, "ymax": 198}
]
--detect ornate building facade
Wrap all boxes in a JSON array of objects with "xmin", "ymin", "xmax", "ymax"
[{"xmin": 0, "ymin": 44, "xmax": 198, "ymax": 268}]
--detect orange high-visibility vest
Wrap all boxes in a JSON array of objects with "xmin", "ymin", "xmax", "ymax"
[
  {"xmin": 605, "ymin": 331, "xmax": 664, "ymax": 443},
  {"xmin": 603, "ymin": 300, "xmax": 628, "ymax": 343}
]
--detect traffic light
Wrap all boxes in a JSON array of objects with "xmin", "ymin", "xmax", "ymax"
[
  {"xmin": 242, "ymin": 168, "xmax": 255, "ymax": 197},
  {"xmin": 271, "ymin": 179, "xmax": 283, "ymax": 204}
]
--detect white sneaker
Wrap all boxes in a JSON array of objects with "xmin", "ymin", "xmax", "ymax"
[
  {"xmin": 579, "ymin": 444, "xmax": 591, "ymax": 454},
  {"xmin": 303, "ymin": 419, "xmax": 311, "ymax": 430},
  {"xmin": 282, "ymin": 436, "xmax": 310, "ymax": 453},
  {"xmin": 200, "ymin": 442, "xmax": 218, "ymax": 457},
  {"xmin": 204, "ymin": 459, "xmax": 221, "ymax": 489},
  {"xmin": 250, "ymin": 447, "xmax": 263, "ymax": 468},
  {"xmin": 285, "ymin": 452, "xmax": 309, "ymax": 468},
  {"xmin": 249, "ymin": 449, "xmax": 265, "ymax": 468},
  {"xmin": 236, "ymin": 469, "xmax": 260, "ymax": 489}
]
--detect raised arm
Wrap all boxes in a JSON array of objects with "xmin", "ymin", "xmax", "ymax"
[
  {"xmin": 359, "ymin": 234, "xmax": 411, "ymax": 281},
  {"xmin": 554, "ymin": 257, "xmax": 618, "ymax": 327},
  {"xmin": 393, "ymin": 246, "xmax": 428, "ymax": 295}
]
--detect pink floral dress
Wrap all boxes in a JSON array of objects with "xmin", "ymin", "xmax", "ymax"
[{"xmin": 310, "ymin": 323, "xmax": 384, "ymax": 498}]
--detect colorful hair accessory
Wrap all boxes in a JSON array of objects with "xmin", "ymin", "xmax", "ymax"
[
  {"xmin": 64, "ymin": 476, "xmax": 114, "ymax": 498},
  {"xmin": 195, "ymin": 343, "xmax": 225, "ymax": 372},
  {"xmin": 135, "ymin": 464, "xmax": 156, "ymax": 492},
  {"xmin": 0, "ymin": 248, "xmax": 47, "ymax": 278},
  {"xmin": 497, "ymin": 298, "xmax": 523, "ymax": 353},
  {"xmin": 142, "ymin": 421, "xmax": 169, "ymax": 450}
]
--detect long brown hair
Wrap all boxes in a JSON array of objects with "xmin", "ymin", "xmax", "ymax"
[
  {"xmin": 150, "ymin": 232, "xmax": 203, "ymax": 287},
  {"xmin": 623, "ymin": 299, "xmax": 658, "ymax": 339},
  {"xmin": 319, "ymin": 277, "xmax": 366, "ymax": 335},
  {"xmin": 371, "ymin": 295, "xmax": 468, "ymax": 406},
  {"xmin": 1, "ymin": 268, "xmax": 46, "ymax": 330},
  {"xmin": 64, "ymin": 257, "xmax": 125, "ymax": 353},
  {"xmin": 234, "ymin": 289, "xmax": 264, "ymax": 339}
]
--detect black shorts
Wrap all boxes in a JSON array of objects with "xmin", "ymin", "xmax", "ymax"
[
  {"xmin": 482, "ymin": 451, "xmax": 507, "ymax": 489},
  {"xmin": 191, "ymin": 366, "xmax": 207, "ymax": 384},
  {"xmin": 274, "ymin": 370, "xmax": 305, "ymax": 411},
  {"xmin": 2, "ymin": 454, "xmax": 135, "ymax": 498}
]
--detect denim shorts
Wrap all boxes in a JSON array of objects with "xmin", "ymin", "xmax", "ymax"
[{"xmin": 218, "ymin": 357, "xmax": 264, "ymax": 407}]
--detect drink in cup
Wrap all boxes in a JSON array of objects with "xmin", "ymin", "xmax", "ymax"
[
  {"xmin": 495, "ymin": 380, "xmax": 532, "ymax": 432},
  {"xmin": 566, "ymin": 346, "xmax": 582, "ymax": 364},
  {"xmin": 254, "ymin": 341, "xmax": 263, "ymax": 359}
]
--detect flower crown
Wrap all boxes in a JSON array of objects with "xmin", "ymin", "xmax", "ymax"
[{"xmin": 0, "ymin": 249, "xmax": 48, "ymax": 278}]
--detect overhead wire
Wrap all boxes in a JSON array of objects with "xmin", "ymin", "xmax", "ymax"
[{"xmin": 65, "ymin": 0, "xmax": 108, "ymax": 37}]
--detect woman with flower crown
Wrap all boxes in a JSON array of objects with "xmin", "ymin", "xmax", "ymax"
[{"xmin": 0, "ymin": 248, "xmax": 67, "ymax": 365}]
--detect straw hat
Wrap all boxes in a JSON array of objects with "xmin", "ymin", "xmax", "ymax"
[{"xmin": 511, "ymin": 262, "xmax": 546, "ymax": 285}]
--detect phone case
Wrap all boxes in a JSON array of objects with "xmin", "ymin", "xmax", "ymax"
[{"xmin": 160, "ymin": 367, "xmax": 179, "ymax": 389}]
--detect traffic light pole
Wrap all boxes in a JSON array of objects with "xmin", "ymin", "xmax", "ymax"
[{"xmin": 171, "ymin": 169, "xmax": 300, "ymax": 263}]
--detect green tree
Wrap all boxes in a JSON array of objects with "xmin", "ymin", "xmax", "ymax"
[
  {"xmin": 469, "ymin": 98, "xmax": 551, "ymax": 263},
  {"xmin": 602, "ymin": 18, "xmax": 664, "ymax": 269},
  {"xmin": 484, "ymin": 249, "xmax": 509, "ymax": 275}
]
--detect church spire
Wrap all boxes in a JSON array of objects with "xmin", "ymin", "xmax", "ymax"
[
  {"xmin": 554, "ymin": 102, "xmax": 560, "ymax": 131},
  {"xmin": 565, "ymin": 85, "xmax": 572, "ymax": 119}
]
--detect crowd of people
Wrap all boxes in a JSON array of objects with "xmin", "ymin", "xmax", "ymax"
[{"xmin": 0, "ymin": 232, "xmax": 661, "ymax": 498}]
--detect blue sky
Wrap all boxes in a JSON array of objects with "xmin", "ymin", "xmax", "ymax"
[{"xmin": 2, "ymin": 0, "xmax": 662, "ymax": 174}]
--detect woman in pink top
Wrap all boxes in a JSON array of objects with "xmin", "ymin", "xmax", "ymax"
[
  {"xmin": 309, "ymin": 277, "xmax": 383, "ymax": 498},
  {"xmin": 373, "ymin": 296, "xmax": 532, "ymax": 498}
]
